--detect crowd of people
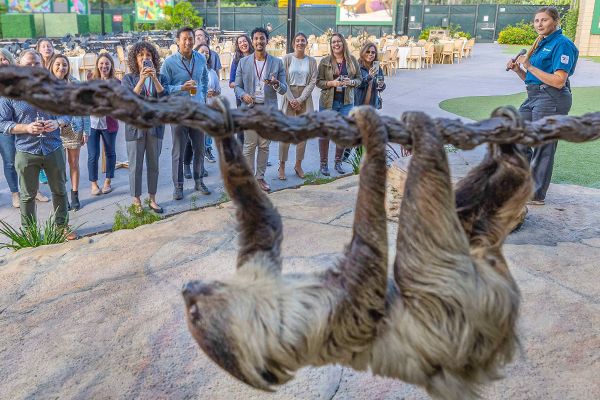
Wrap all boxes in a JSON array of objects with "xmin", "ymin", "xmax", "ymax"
[{"xmin": 0, "ymin": 25, "xmax": 387, "ymax": 238}]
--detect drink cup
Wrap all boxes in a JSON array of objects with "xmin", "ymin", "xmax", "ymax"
[{"xmin": 190, "ymin": 85, "xmax": 197, "ymax": 96}]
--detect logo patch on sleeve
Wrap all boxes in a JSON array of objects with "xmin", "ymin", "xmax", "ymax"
[{"xmin": 561, "ymin": 55, "xmax": 569, "ymax": 64}]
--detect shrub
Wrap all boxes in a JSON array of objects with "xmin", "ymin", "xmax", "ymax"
[
  {"xmin": 155, "ymin": 2, "xmax": 203, "ymax": 30},
  {"xmin": 498, "ymin": 21, "xmax": 538, "ymax": 45},
  {"xmin": 113, "ymin": 200, "xmax": 162, "ymax": 231},
  {"xmin": 345, "ymin": 146, "xmax": 364, "ymax": 175},
  {"xmin": 0, "ymin": 210, "xmax": 80, "ymax": 250},
  {"xmin": 419, "ymin": 23, "xmax": 471, "ymax": 40},
  {"xmin": 561, "ymin": 7, "xmax": 578, "ymax": 42}
]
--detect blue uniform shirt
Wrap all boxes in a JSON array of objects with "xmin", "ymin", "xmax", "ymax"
[
  {"xmin": 160, "ymin": 50, "xmax": 209, "ymax": 103},
  {"xmin": 525, "ymin": 29, "xmax": 578, "ymax": 87}
]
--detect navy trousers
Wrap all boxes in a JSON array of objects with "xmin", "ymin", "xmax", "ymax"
[{"xmin": 518, "ymin": 85, "xmax": 572, "ymax": 201}]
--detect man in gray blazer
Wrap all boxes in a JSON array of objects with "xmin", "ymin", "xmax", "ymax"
[{"xmin": 234, "ymin": 27, "xmax": 287, "ymax": 192}]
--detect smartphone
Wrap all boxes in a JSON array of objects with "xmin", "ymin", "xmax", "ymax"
[
  {"xmin": 142, "ymin": 60, "xmax": 152, "ymax": 69},
  {"xmin": 373, "ymin": 61, "xmax": 380, "ymax": 71}
]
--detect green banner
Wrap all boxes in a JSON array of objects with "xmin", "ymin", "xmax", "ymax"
[
  {"xmin": 592, "ymin": 0, "xmax": 600, "ymax": 35},
  {"xmin": 136, "ymin": 0, "xmax": 174, "ymax": 23},
  {"xmin": 68, "ymin": 0, "xmax": 88, "ymax": 14},
  {"xmin": 336, "ymin": 0, "xmax": 396, "ymax": 26},
  {"xmin": 5, "ymin": 0, "xmax": 53, "ymax": 13}
]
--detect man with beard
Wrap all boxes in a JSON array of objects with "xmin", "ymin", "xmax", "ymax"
[{"xmin": 234, "ymin": 27, "xmax": 287, "ymax": 192}]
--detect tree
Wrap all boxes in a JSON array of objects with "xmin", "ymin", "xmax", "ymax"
[{"xmin": 156, "ymin": 1, "xmax": 203, "ymax": 30}]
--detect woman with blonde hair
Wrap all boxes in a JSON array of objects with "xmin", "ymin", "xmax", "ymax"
[
  {"xmin": 507, "ymin": 6, "xmax": 578, "ymax": 205},
  {"xmin": 278, "ymin": 32, "xmax": 317, "ymax": 180},
  {"xmin": 315, "ymin": 33, "xmax": 361, "ymax": 175},
  {"xmin": 47, "ymin": 53, "xmax": 90, "ymax": 211},
  {"xmin": 355, "ymin": 42, "xmax": 386, "ymax": 108},
  {"xmin": 87, "ymin": 54, "xmax": 119, "ymax": 195},
  {"xmin": 35, "ymin": 38, "xmax": 55, "ymax": 68}
]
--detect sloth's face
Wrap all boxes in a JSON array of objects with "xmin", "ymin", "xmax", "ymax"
[{"xmin": 182, "ymin": 278, "xmax": 282, "ymax": 391}]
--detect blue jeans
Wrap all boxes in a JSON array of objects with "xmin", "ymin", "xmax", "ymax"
[
  {"xmin": 320, "ymin": 99, "xmax": 354, "ymax": 116},
  {"xmin": 205, "ymin": 135, "xmax": 213, "ymax": 151},
  {"xmin": 88, "ymin": 128, "xmax": 117, "ymax": 182},
  {"xmin": 0, "ymin": 133, "xmax": 19, "ymax": 192}
]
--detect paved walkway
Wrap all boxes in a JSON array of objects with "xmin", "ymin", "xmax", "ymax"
[{"xmin": 0, "ymin": 43, "xmax": 599, "ymax": 247}]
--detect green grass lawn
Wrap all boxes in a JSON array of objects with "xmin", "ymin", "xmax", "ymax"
[{"xmin": 439, "ymin": 87, "xmax": 600, "ymax": 189}]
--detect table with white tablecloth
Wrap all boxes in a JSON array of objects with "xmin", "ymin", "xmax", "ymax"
[
  {"xmin": 68, "ymin": 56, "xmax": 85, "ymax": 82},
  {"xmin": 395, "ymin": 47, "xmax": 426, "ymax": 69}
]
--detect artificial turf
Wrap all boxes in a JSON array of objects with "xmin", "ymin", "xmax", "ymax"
[{"xmin": 439, "ymin": 87, "xmax": 600, "ymax": 189}]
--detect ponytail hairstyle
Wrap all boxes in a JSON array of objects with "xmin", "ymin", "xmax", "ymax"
[
  {"xmin": 526, "ymin": 6, "xmax": 561, "ymax": 59},
  {"xmin": 329, "ymin": 33, "xmax": 357, "ymax": 75}
]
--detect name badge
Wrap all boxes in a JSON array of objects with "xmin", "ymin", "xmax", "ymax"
[
  {"xmin": 335, "ymin": 86, "xmax": 343, "ymax": 92},
  {"xmin": 255, "ymin": 84, "xmax": 264, "ymax": 97}
]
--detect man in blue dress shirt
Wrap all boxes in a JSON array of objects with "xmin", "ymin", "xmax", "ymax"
[
  {"xmin": 0, "ymin": 50, "xmax": 76, "ymax": 239},
  {"xmin": 160, "ymin": 26, "xmax": 210, "ymax": 200}
]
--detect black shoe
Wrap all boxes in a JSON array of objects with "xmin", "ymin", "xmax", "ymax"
[
  {"xmin": 70, "ymin": 190, "xmax": 80, "ymax": 211},
  {"xmin": 205, "ymin": 149, "xmax": 216, "ymax": 163},
  {"xmin": 335, "ymin": 162, "xmax": 345, "ymax": 174},
  {"xmin": 195, "ymin": 181, "xmax": 211, "ymax": 195},
  {"xmin": 183, "ymin": 164, "xmax": 192, "ymax": 180},
  {"xmin": 203, "ymin": 168, "xmax": 208, "ymax": 177},
  {"xmin": 173, "ymin": 188, "xmax": 184, "ymax": 200},
  {"xmin": 320, "ymin": 165, "xmax": 330, "ymax": 176}
]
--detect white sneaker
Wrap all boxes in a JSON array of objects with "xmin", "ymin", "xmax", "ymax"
[
  {"xmin": 35, "ymin": 190, "xmax": 50, "ymax": 202},
  {"xmin": 12, "ymin": 192, "xmax": 20, "ymax": 208},
  {"xmin": 526, "ymin": 199, "xmax": 545, "ymax": 206}
]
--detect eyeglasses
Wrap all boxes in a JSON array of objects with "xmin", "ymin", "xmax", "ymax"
[
  {"xmin": 366, "ymin": 51, "xmax": 377, "ymax": 54},
  {"xmin": 331, "ymin": 40, "xmax": 343, "ymax": 44}
]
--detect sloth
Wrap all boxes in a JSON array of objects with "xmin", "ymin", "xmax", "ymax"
[{"xmin": 182, "ymin": 106, "xmax": 533, "ymax": 400}]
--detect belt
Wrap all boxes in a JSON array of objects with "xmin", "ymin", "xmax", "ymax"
[{"xmin": 526, "ymin": 84, "xmax": 550, "ymax": 90}]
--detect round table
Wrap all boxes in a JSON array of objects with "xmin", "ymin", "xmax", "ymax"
[{"xmin": 68, "ymin": 56, "xmax": 84, "ymax": 82}]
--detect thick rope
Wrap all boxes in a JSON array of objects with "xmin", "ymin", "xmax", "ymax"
[{"xmin": 0, "ymin": 66, "xmax": 598, "ymax": 150}]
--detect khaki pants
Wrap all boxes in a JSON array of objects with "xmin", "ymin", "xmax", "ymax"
[
  {"xmin": 14, "ymin": 147, "xmax": 69, "ymax": 227},
  {"xmin": 279, "ymin": 85, "xmax": 307, "ymax": 163},
  {"xmin": 243, "ymin": 130, "xmax": 270, "ymax": 180}
]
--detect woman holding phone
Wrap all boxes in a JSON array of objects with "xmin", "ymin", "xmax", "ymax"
[
  {"xmin": 355, "ymin": 42, "xmax": 386, "ymax": 108},
  {"xmin": 316, "ymin": 33, "xmax": 361, "ymax": 175},
  {"xmin": 279, "ymin": 32, "xmax": 317, "ymax": 180},
  {"xmin": 122, "ymin": 42, "xmax": 169, "ymax": 213}
]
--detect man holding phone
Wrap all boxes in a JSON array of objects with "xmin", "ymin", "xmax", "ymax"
[
  {"xmin": 234, "ymin": 27, "xmax": 287, "ymax": 192},
  {"xmin": 160, "ymin": 26, "xmax": 210, "ymax": 200}
]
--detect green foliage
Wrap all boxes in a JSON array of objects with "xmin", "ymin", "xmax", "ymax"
[
  {"xmin": 0, "ymin": 3, "xmax": 7, "ymax": 39},
  {"xmin": 189, "ymin": 194, "xmax": 199, "ymax": 210},
  {"xmin": 303, "ymin": 171, "xmax": 335, "ymax": 185},
  {"xmin": 221, "ymin": 2, "xmax": 258, "ymax": 7},
  {"xmin": 113, "ymin": 199, "xmax": 162, "ymax": 231},
  {"xmin": 345, "ymin": 146, "xmax": 364, "ymax": 175},
  {"xmin": 217, "ymin": 190, "xmax": 230, "ymax": 204},
  {"xmin": 135, "ymin": 22, "xmax": 154, "ymax": 32},
  {"xmin": 560, "ymin": 7, "xmax": 578, "ymax": 42},
  {"xmin": 0, "ymin": 210, "xmax": 79, "ymax": 250},
  {"xmin": 419, "ymin": 23, "xmax": 471, "ymax": 40},
  {"xmin": 497, "ymin": 21, "xmax": 538, "ymax": 45},
  {"xmin": 156, "ymin": 2, "xmax": 203, "ymax": 30},
  {"xmin": 1, "ymin": 14, "xmax": 36, "ymax": 39},
  {"xmin": 444, "ymin": 145, "xmax": 458, "ymax": 153},
  {"xmin": 122, "ymin": 14, "xmax": 134, "ymax": 32}
]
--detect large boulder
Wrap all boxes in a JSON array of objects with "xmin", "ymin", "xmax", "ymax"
[{"xmin": 1, "ymin": 176, "xmax": 599, "ymax": 399}]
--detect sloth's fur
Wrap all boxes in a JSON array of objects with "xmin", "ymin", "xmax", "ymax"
[{"xmin": 182, "ymin": 107, "xmax": 533, "ymax": 400}]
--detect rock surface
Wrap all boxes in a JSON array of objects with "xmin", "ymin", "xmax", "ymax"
[{"xmin": 1, "ymin": 176, "xmax": 599, "ymax": 400}]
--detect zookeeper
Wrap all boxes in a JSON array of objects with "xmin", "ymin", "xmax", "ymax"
[{"xmin": 506, "ymin": 5, "xmax": 578, "ymax": 205}]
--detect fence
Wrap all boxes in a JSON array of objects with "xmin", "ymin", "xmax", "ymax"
[{"xmin": 87, "ymin": 1, "xmax": 573, "ymax": 43}]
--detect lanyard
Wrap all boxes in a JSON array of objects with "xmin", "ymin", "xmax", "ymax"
[
  {"xmin": 335, "ymin": 59, "xmax": 345, "ymax": 76},
  {"xmin": 180, "ymin": 56, "xmax": 195, "ymax": 78},
  {"xmin": 254, "ymin": 58, "xmax": 267, "ymax": 84},
  {"xmin": 143, "ymin": 78, "xmax": 152, "ymax": 97}
]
